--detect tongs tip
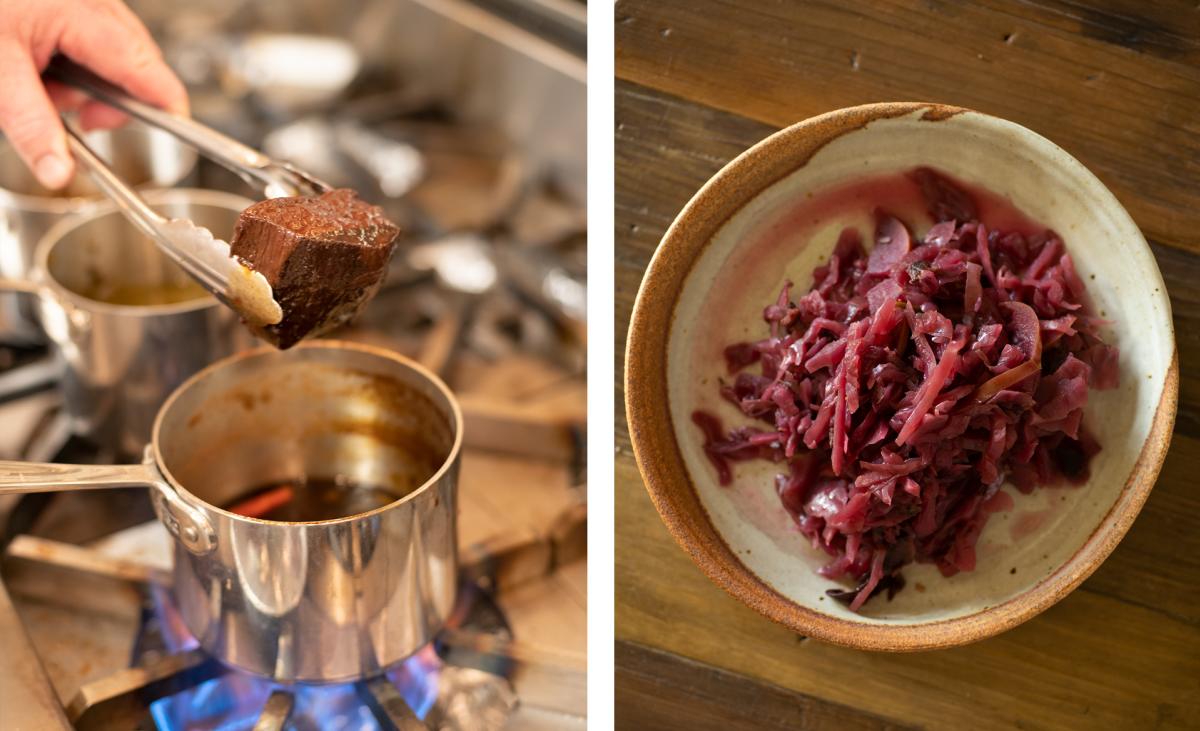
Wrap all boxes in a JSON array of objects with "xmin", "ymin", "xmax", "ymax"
[{"xmin": 262, "ymin": 162, "xmax": 333, "ymax": 199}]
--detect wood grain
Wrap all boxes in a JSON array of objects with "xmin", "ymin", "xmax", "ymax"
[
  {"xmin": 615, "ymin": 0, "xmax": 1200, "ymax": 253},
  {"xmin": 615, "ymin": 640, "xmax": 916, "ymax": 730},
  {"xmin": 616, "ymin": 456, "xmax": 1200, "ymax": 731},
  {"xmin": 971, "ymin": 0, "xmax": 1200, "ymax": 64},
  {"xmin": 614, "ymin": 78, "xmax": 1200, "ymax": 730}
]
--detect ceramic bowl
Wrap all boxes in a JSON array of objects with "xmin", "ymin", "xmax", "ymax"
[{"xmin": 625, "ymin": 102, "xmax": 1177, "ymax": 651}]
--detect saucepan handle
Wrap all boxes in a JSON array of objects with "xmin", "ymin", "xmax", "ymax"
[
  {"xmin": 0, "ymin": 277, "xmax": 40, "ymax": 296},
  {"xmin": 0, "ymin": 455, "xmax": 216, "ymax": 555},
  {"xmin": 0, "ymin": 461, "xmax": 154, "ymax": 493},
  {"xmin": 141, "ymin": 447, "xmax": 217, "ymax": 555},
  {"xmin": 0, "ymin": 275, "xmax": 92, "ymax": 335}
]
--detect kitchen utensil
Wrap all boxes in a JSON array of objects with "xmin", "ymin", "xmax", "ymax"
[
  {"xmin": 0, "ymin": 121, "xmax": 198, "ymax": 344},
  {"xmin": 333, "ymin": 120, "xmax": 425, "ymax": 199},
  {"xmin": 62, "ymin": 122, "xmax": 282, "ymax": 328},
  {"xmin": 262, "ymin": 118, "xmax": 421, "ymax": 195},
  {"xmin": 493, "ymin": 243, "xmax": 586, "ymax": 347},
  {"xmin": 224, "ymin": 33, "xmax": 362, "ymax": 111},
  {"xmin": 625, "ymin": 102, "xmax": 1177, "ymax": 650},
  {"xmin": 45, "ymin": 56, "xmax": 329, "ymax": 200},
  {"xmin": 0, "ymin": 340, "xmax": 462, "ymax": 682},
  {"xmin": 0, "ymin": 189, "xmax": 253, "ymax": 457},
  {"xmin": 45, "ymin": 55, "xmax": 341, "ymax": 329}
]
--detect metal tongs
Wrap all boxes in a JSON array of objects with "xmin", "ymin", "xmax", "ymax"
[{"xmin": 44, "ymin": 56, "xmax": 334, "ymax": 328}]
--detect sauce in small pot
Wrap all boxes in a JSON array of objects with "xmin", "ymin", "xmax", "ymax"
[
  {"xmin": 224, "ymin": 476, "xmax": 406, "ymax": 522},
  {"xmin": 76, "ymin": 279, "xmax": 209, "ymax": 306}
]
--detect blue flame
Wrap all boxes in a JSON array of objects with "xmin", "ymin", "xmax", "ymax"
[
  {"xmin": 386, "ymin": 645, "xmax": 442, "ymax": 719},
  {"xmin": 149, "ymin": 584, "xmax": 199, "ymax": 653},
  {"xmin": 144, "ymin": 587, "xmax": 443, "ymax": 729},
  {"xmin": 149, "ymin": 675, "xmax": 384, "ymax": 731}
]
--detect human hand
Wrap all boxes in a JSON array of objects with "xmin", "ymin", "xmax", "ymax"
[{"xmin": 0, "ymin": 0, "xmax": 187, "ymax": 190}]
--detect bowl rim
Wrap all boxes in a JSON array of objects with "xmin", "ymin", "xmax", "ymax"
[{"xmin": 624, "ymin": 101, "xmax": 1179, "ymax": 651}]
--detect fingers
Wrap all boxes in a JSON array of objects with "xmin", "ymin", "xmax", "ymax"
[
  {"xmin": 0, "ymin": 0, "xmax": 186, "ymax": 188},
  {"xmin": 0, "ymin": 42, "xmax": 72, "ymax": 189},
  {"xmin": 79, "ymin": 101, "xmax": 128, "ymax": 131},
  {"xmin": 44, "ymin": 81, "xmax": 88, "ymax": 111},
  {"xmin": 57, "ymin": 0, "xmax": 189, "ymax": 116},
  {"xmin": 44, "ymin": 82, "xmax": 127, "ymax": 130}
]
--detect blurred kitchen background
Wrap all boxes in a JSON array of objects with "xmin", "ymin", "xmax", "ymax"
[{"xmin": 0, "ymin": 0, "xmax": 586, "ymax": 728}]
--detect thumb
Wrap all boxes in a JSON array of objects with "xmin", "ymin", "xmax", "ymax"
[{"xmin": 0, "ymin": 42, "xmax": 73, "ymax": 189}]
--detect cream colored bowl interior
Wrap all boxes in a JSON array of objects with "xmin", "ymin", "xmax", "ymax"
[{"xmin": 667, "ymin": 109, "xmax": 1173, "ymax": 624}]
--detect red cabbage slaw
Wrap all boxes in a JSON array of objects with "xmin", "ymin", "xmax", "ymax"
[{"xmin": 694, "ymin": 168, "xmax": 1119, "ymax": 611}]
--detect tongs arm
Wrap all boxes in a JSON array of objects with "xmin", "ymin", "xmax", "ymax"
[
  {"xmin": 45, "ymin": 55, "xmax": 329, "ymax": 198},
  {"xmin": 62, "ymin": 120, "xmax": 226, "ymax": 296},
  {"xmin": 61, "ymin": 121, "xmax": 165, "ymax": 232},
  {"xmin": 62, "ymin": 118, "xmax": 283, "ymax": 326}
]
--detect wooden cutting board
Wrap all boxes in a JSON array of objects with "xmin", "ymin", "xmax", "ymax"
[{"xmin": 615, "ymin": 2, "xmax": 1200, "ymax": 729}]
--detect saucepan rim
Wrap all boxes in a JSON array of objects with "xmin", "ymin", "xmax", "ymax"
[
  {"xmin": 152, "ymin": 338, "xmax": 465, "ymax": 527},
  {"xmin": 32, "ymin": 188, "xmax": 253, "ymax": 317}
]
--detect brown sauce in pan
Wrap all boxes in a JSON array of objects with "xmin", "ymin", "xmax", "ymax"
[
  {"xmin": 76, "ymin": 280, "xmax": 209, "ymax": 306},
  {"xmin": 223, "ymin": 476, "xmax": 407, "ymax": 522}
]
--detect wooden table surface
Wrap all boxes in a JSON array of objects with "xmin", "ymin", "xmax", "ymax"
[{"xmin": 614, "ymin": 2, "xmax": 1200, "ymax": 729}]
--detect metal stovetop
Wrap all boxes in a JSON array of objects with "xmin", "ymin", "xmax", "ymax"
[{"xmin": 0, "ymin": 0, "xmax": 585, "ymax": 727}]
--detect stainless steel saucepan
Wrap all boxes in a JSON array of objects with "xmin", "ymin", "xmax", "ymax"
[
  {"xmin": 0, "ymin": 189, "xmax": 253, "ymax": 456},
  {"xmin": 0, "ymin": 122, "xmax": 198, "ymax": 343},
  {"xmin": 0, "ymin": 341, "xmax": 463, "ymax": 683}
]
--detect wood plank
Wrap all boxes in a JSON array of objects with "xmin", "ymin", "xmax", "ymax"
[
  {"xmin": 615, "ymin": 80, "xmax": 1200, "ymax": 729},
  {"xmin": 452, "ymin": 353, "xmax": 584, "ymax": 413},
  {"xmin": 615, "ymin": 75, "xmax": 1200, "ymax": 441},
  {"xmin": 973, "ymin": 0, "xmax": 1200, "ymax": 65},
  {"xmin": 615, "ymin": 78, "xmax": 1200, "ymax": 622},
  {"xmin": 615, "ymin": 0, "xmax": 1200, "ymax": 253},
  {"xmin": 1153, "ymin": 241, "xmax": 1200, "ymax": 439},
  {"xmin": 615, "ymin": 640, "xmax": 916, "ymax": 731},
  {"xmin": 500, "ymin": 566, "xmax": 587, "ymax": 659},
  {"xmin": 614, "ymin": 79, "xmax": 774, "ymax": 452},
  {"xmin": 555, "ymin": 558, "xmax": 587, "ymax": 611},
  {"xmin": 615, "ymin": 460, "xmax": 1200, "ymax": 731},
  {"xmin": 459, "ymin": 451, "xmax": 574, "ymax": 539},
  {"xmin": 1084, "ymin": 432, "xmax": 1200, "ymax": 625}
]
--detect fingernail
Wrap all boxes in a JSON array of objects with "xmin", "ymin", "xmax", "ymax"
[{"xmin": 34, "ymin": 153, "xmax": 71, "ymax": 189}]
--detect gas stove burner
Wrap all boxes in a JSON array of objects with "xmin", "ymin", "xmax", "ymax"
[
  {"xmin": 1, "ymin": 3, "xmax": 585, "ymax": 727},
  {"xmin": 139, "ymin": 579, "xmax": 518, "ymax": 731},
  {"xmin": 2, "ymin": 497, "xmax": 587, "ymax": 730}
]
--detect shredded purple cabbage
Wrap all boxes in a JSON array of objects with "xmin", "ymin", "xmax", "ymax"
[{"xmin": 695, "ymin": 168, "xmax": 1119, "ymax": 611}]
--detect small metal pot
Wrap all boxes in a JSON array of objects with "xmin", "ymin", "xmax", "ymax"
[
  {"xmin": 0, "ymin": 341, "xmax": 463, "ymax": 682},
  {"xmin": 0, "ymin": 122, "xmax": 198, "ymax": 343},
  {"xmin": 0, "ymin": 189, "xmax": 253, "ymax": 456}
]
